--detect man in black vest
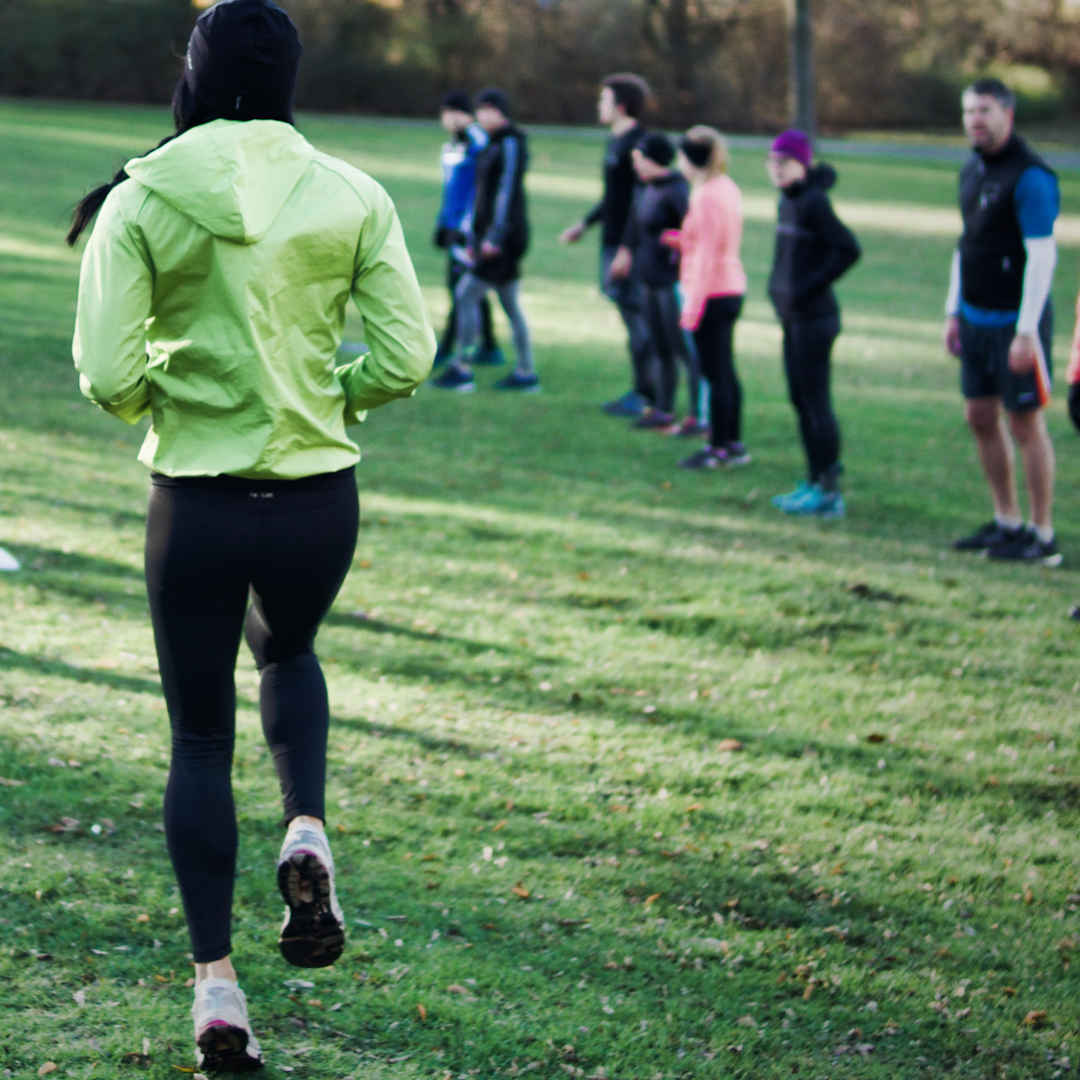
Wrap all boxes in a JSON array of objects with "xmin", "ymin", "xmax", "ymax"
[{"xmin": 944, "ymin": 77, "xmax": 1060, "ymax": 564}]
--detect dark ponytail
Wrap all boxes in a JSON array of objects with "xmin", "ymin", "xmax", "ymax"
[{"xmin": 66, "ymin": 133, "xmax": 178, "ymax": 248}]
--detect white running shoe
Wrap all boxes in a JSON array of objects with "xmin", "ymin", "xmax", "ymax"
[
  {"xmin": 0, "ymin": 547, "xmax": 19, "ymax": 572},
  {"xmin": 192, "ymin": 977, "xmax": 262, "ymax": 1073},
  {"xmin": 276, "ymin": 822, "xmax": 345, "ymax": 967}
]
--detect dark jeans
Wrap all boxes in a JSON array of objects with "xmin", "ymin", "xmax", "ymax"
[
  {"xmin": 601, "ymin": 245, "xmax": 655, "ymax": 404},
  {"xmin": 146, "ymin": 468, "xmax": 359, "ymax": 961},
  {"xmin": 782, "ymin": 314, "xmax": 842, "ymax": 487},
  {"xmin": 693, "ymin": 295, "xmax": 744, "ymax": 445},
  {"xmin": 439, "ymin": 257, "xmax": 496, "ymax": 357}
]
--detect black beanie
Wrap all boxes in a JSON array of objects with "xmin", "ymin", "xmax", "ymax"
[
  {"xmin": 637, "ymin": 132, "xmax": 675, "ymax": 167},
  {"xmin": 475, "ymin": 87, "xmax": 512, "ymax": 119},
  {"xmin": 441, "ymin": 90, "xmax": 472, "ymax": 114},
  {"xmin": 679, "ymin": 135, "xmax": 712, "ymax": 169},
  {"xmin": 180, "ymin": 0, "xmax": 302, "ymax": 124}
]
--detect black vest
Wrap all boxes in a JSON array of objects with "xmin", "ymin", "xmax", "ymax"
[{"xmin": 958, "ymin": 135, "xmax": 1054, "ymax": 310}]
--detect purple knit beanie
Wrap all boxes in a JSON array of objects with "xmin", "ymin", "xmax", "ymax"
[{"xmin": 770, "ymin": 129, "xmax": 812, "ymax": 167}]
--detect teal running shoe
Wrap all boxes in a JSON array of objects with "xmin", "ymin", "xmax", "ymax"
[
  {"xmin": 778, "ymin": 484, "xmax": 846, "ymax": 519},
  {"xmin": 771, "ymin": 481, "xmax": 814, "ymax": 510}
]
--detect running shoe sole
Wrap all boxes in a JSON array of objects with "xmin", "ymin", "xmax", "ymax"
[
  {"xmin": 277, "ymin": 852, "xmax": 345, "ymax": 968},
  {"xmin": 196, "ymin": 1022, "xmax": 262, "ymax": 1073}
]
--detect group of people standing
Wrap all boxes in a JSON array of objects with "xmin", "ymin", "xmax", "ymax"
[{"xmin": 560, "ymin": 73, "xmax": 860, "ymax": 518}]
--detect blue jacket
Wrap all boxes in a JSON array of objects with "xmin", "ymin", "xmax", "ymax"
[{"xmin": 437, "ymin": 122, "xmax": 488, "ymax": 235}]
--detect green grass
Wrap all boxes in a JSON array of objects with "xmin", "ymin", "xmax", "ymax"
[{"xmin": 2, "ymin": 97, "xmax": 1080, "ymax": 1079}]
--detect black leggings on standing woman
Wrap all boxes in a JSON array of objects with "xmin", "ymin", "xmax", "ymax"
[
  {"xmin": 782, "ymin": 314, "xmax": 842, "ymax": 487},
  {"xmin": 692, "ymin": 294, "xmax": 744, "ymax": 446},
  {"xmin": 145, "ymin": 467, "xmax": 359, "ymax": 962}
]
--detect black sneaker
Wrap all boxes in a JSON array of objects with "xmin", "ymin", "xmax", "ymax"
[
  {"xmin": 493, "ymin": 371, "xmax": 540, "ymax": 392},
  {"xmin": 602, "ymin": 390, "xmax": 648, "ymax": 417},
  {"xmin": 632, "ymin": 408, "xmax": 675, "ymax": 430},
  {"xmin": 953, "ymin": 520, "xmax": 1021, "ymax": 551},
  {"xmin": 988, "ymin": 528, "xmax": 1061, "ymax": 566},
  {"xmin": 430, "ymin": 364, "xmax": 475, "ymax": 392},
  {"xmin": 679, "ymin": 447, "xmax": 727, "ymax": 469}
]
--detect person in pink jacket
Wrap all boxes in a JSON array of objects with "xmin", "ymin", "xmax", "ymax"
[{"xmin": 662, "ymin": 126, "xmax": 749, "ymax": 468}]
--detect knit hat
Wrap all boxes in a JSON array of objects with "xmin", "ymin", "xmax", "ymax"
[
  {"xmin": 475, "ymin": 87, "xmax": 512, "ymax": 119},
  {"xmin": 770, "ymin": 129, "xmax": 812, "ymax": 167},
  {"xmin": 441, "ymin": 90, "xmax": 472, "ymax": 114},
  {"xmin": 679, "ymin": 135, "xmax": 712, "ymax": 169},
  {"xmin": 636, "ymin": 132, "xmax": 675, "ymax": 167},
  {"xmin": 179, "ymin": 0, "xmax": 302, "ymax": 124}
]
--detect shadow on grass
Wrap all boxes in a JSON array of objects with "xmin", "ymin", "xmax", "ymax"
[
  {"xmin": 0, "ymin": 645, "xmax": 160, "ymax": 697},
  {"xmin": 324, "ymin": 610, "xmax": 563, "ymax": 665}
]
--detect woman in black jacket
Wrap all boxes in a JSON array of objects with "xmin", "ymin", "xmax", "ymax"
[
  {"xmin": 610, "ymin": 133, "xmax": 697, "ymax": 430},
  {"xmin": 766, "ymin": 129, "xmax": 860, "ymax": 518}
]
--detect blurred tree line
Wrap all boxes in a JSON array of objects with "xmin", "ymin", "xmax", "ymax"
[{"xmin": 2, "ymin": 0, "xmax": 1078, "ymax": 130}]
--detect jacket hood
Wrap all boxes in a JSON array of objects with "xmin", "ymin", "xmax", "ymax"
[
  {"xmin": 781, "ymin": 162, "xmax": 837, "ymax": 199},
  {"xmin": 807, "ymin": 162, "xmax": 837, "ymax": 190},
  {"xmin": 124, "ymin": 119, "xmax": 313, "ymax": 243}
]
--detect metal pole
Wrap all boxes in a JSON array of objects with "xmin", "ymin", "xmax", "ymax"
[{"xmin": 790, "ymin": 0, "xmax": 816, "ymax": 137}]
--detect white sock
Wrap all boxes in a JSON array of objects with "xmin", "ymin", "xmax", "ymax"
[
  {"xmin": 995, "ymin": 514, "xmax": 1023, "ymax": 531},
  {"xmin": 1033, "ymin": 523, "xmax": 1054, "ymax": 544}
]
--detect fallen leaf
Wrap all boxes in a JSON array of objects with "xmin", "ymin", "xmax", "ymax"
[
  {"xmin": 717, "ymin": 739, "xmax": 743, "ymax": 752},
  {"xmin": 417, "ymin": 1003, "xmax": 427, "ymax": 1021},
  {"xmin": 1023, "ymin": 1010, "xmax": 1048, "ymax": 1029},
  {"xmin": 643, "ymin": 893, "xmax": 661, "ymax": 908},
  {"xmin": 685, "ymin": 803, "xmax": 703, "ymax": 813},
  {"xmin": 136, "ymin": 913, "xmax": 151, "ymax": 923},
  {"xmin": 446, "ymin": 984, "xmax": 470, "ymax": 995},
  {"xmin": 47, "ymin": 817, "xmax": 80, "ymax": 834},
  {"xmin": 38, "ymin": 1064, "xmax": 58, "ymax": 1076},
  {"xmin": 511, "ymin": 883, "xmax": 530, "ymax": 900},
  {"xmin": 0, "ymin": 777, "xmax": 26, "ymax": 787},
  {"xmin": 866, "ymin": 733, "xmax": 887, "ymax": 743}
]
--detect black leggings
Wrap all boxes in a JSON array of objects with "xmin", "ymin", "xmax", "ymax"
[
  {"xmin": 782, "ymin": 314, "xmax": 842, "ymax": 486},
  {"xmin": 645, "ymin": 284, "xmax": 699, "ymax": 416},
  {"xmin": 145, "ymin": 468, "xmax": 359, "ymax": 962},
  {"xmin": 692, "ymin": 295, "xmax": 744, "ymax": 445}
]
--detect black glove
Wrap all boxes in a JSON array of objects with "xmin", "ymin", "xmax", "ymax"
[
  {"xmin": 1068, "ymin": 382, "xmax": 1080, "ymax": 433},
  {"xmin": 433, "ymin": 225, "xmax": 451, "ymax": 249}
]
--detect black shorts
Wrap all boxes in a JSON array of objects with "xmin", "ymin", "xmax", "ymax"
[{"xmin": 959, "ymin": 303, "xmax": 1053, "ymax": 412}]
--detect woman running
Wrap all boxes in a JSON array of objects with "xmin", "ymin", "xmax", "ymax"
[{"xmin": 69, "ymin": 0, "xmax": 434, "ymax": 1069}]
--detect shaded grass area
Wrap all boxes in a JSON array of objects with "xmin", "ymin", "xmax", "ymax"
[{"xmin": 1, "ymin": 99, "xmax": 1080, "ymax": 1078}]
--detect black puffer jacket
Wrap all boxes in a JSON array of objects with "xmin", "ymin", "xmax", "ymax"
[
  {"xmin": 471, "ymin": 124, "xmax": 529, "ymax": 285},
  {"xmin": 767, "ymin": 163, "xmax": 860, "ymax": 321},
  {"xmin": 624, "ymin": 171, "xmax": 690, "ymax": 288}
]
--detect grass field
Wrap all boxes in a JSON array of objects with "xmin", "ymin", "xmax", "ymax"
[{"xmin": 2, "ymin": 97, "xmax": 1080, "ymax": 1079}]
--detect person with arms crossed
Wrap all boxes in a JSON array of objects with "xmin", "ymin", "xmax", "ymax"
[
  {"xmin": 946, "ymin": 77, "xmax": 1060, "ymax": 564},
  {"xmin": 766, "ymin": 130, "xmax": 860, "ymax": 519},
  {"xmin": 431, "ymin": 87, "xmax": 537, "ymax": 392},
  {"xmin": 560, "ymin": 73, "xmax": 656, "ymax": 417},
  {"xmin": 69, "ymin": 0, "xmax": 434, "ymax": 1069},
  {"xmin": 433, "ymin": 91, "xmax": 502, "ymax": 369}
]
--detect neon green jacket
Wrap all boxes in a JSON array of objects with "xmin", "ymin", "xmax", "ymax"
[{"xmin": 73, "ymin": 119, "xmax": 434, "ymax": 479}]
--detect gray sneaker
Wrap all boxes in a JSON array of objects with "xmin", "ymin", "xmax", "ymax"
[
  {"xmin": 192, "ymin": 978, "xmax": 262, "ymax": 1073},
  {"xmin": 277, "ymin": 823, "xmax": 345, "ymax": 968}
]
